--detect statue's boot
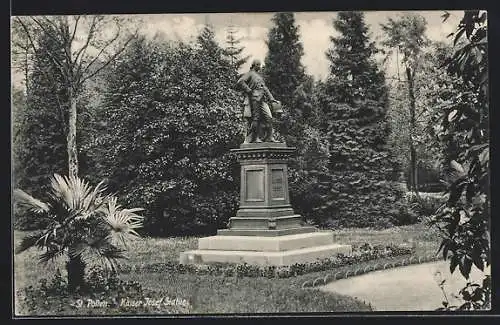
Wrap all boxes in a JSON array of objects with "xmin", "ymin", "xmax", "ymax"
[
  {"xmin": 243, "ymin": 121, "xmax": 252, "ymax": 144},
  {"xmin": 243, "ymin": 132, "xmax": 253, "ymax": 144},
  {"xmin": 263, "ymin": 125, "xmax": 278, "ymax": 142},
  {"xmin": 247, "ymin": 120, "xmax": 259, "ymax": 143}
]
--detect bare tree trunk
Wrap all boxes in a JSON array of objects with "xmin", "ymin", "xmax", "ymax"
[
  {"xmin": 63, "ymin": 17, "xmax": 79, "ymax": 179},
  {"xmin": 67, "ymin": 88, "xmax": 79, "ymax": 178},
  {"xmin": 406, "ymin": 66, "xmax": 421, "ymax": 200},
  {"xmin": 24, "ymin": 38, "xmax": 30, "ymax": 98}
]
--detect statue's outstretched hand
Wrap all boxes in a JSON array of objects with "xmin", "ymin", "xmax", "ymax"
[{"xmin": 272, "ymin": 100, "xmax": 283, "ymax": 116}]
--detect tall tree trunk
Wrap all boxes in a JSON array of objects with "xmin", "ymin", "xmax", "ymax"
[
  {"xmin": 66, "ymin": 254, "xmax": 85, "ymax": 292},
  {"xmin": 67, "ymin": 88, "xmax": 79, "ymax": 178},
  {"xmin": 59, "ymin": 17, "xmax": 79, "ymax": 179},
  {"xmin": 406, "ymin": 66, "xmax": 421, "ymax": 200},
  {"xmin": 24, "ymin": 38, "xmax": 30, "ymax": 98}
]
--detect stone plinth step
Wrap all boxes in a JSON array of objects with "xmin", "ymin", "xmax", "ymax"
[
  {"xmin": 217, "ymin": 226, "xmax": 317, "ymax": 237},
  {"xmin": 237, "ymin": 142, "xmax": 289, "ymax": 149},
  {"xmin": 229, "ymin": 214, "xmax": 303, "ymax": 229},
  {"xmin": 235, "ymin": 207, "xmax": 296, "ymax": 218},
  {"xmin": 179, "ymin": 243, "xmax": 352, "ymax": 266},
  {"xmin": 198, "ymin": 231, "xmax": 334, "ymax": 252}
]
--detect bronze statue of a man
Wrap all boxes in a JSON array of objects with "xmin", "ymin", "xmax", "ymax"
[{"xmin": 236, "ymin": 59, "xmax": 281, "ymax": 143}]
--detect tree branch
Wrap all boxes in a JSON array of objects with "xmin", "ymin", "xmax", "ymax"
[
  {"xmin": 54, "ymin": 16, "xmax": 73, "ymax": 67},
  {"xmin": 80, "ymin": 31, "xmax": 137, "ymax": 85},
  {"xmin": 26, "ymin": 17, "xmax": 68, "ymax": 77},
  {"xmin": 30, "ymin": 17, "xmax": 61, "ymax": 48},
  {"xmin": 39, "ymin": 16, "xmax": 60, "ymax": 32},
  {"xmin": 34, "ymin": 60, "xmax": 69, "ymax": 136},
  {"xmin": 73, "ymin": 16, "xmax": 100, "ymax": 70},
  {"xmin": 14, "ymin": 18, "xmax": 69, "ymax": 135},
  {"xmin": 70, "ymin": 16, "xmax": 81, "ymax": 46},
  {"xmin": 79, "ymin": 23, "xmax": 122, "ymax": 76}
]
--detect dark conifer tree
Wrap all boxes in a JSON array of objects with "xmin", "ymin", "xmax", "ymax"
[
  {"xmin": 264, "ymin": 12, "xmax": 306, "ymax": 111},
  {"xmin": 15, "ymin": 32, "xmax": 68, "ymax": 198},
  {"xmin": 223, "ymin": 25, "xmax": 250, "ymax": 75},
  {"xmin": 314, "ymin": 12, "xmax": 414, "ymax": 228}
]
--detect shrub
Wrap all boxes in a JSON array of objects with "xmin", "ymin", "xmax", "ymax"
[
  {"xmin": 18, "ymin": 266, "xmax": 191, "ymax": 315},
  {"xmin": 417, "ymin": 182, "xmax": 447, "ymax": 193},
  {"xmin": 90, "ymin": 34, "xmax": 242, "ymax": 237},
  {"xmin": 406, "ymin": 193, "xmax": 446, "ymax": 217},
  {"xmin": 14, "ymin": 174, "xmax": 144, "ymax": 292},
  {"xmin": 404, "ymin": 163, "xmax": 447, "ymax": 193}
]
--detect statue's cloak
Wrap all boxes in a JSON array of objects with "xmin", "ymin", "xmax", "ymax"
[{"xmin": 242, "ymin": 96, "xmax": 273, "ymax": 119}]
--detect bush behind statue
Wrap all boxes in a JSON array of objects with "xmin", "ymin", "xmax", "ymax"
[{"xmin": 88, "ymin": 35, "xmax": 242, "ymax": 236}]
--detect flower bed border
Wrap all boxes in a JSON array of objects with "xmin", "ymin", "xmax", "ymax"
[{"xmin": 119, "ymin": 244, "xmax": 414, "ymax": 279}]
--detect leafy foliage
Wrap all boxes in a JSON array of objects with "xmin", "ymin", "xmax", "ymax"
[
  {"xmin": 431, "ymin": 10, "xmax": 489, "ymax": 278},
  {"xmin": 13, "ymin": 30, "xmax": 69, "ymax": 199},
  {"xmin": 406, "ymin": 192, "xmax": 446, "ymax": 218},
  {"xmin": 380, "ymin": 14, "xmax": 430, "ymax": 69},
  {"xmin": 90, "ymin": 32, "xmax": 242, "ymax": 236},
  {"xmin": 13, "ymin": 174, "xmax": 144, "ymax": 290},
  {"xmin": 430, "ymin": 10, "xmax": 489, "ymax": 310},
  {"xmin": 18, "ymin": 266, "xmax": 190, "ymax": 315},
  {"xmin": 381, "ymin": 13, "xmax": 431, "ymax": 197},
  {"xmin": 13, "ymin": 16, "xmax": 138, "ymax": 179},
  {"xmin": 435, "ymin": 274, "xmax": 491, "ymax": 311},
  {"xmin": 386, "ymin": 42, "xmax": 451, "ymax": 191}
]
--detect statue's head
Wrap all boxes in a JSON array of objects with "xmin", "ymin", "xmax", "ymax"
[{"xmin": 250, "ymin": 59, "xmax": 262, "ymax": 72}]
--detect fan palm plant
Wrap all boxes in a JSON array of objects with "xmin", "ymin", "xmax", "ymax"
[{"xmin": 14, "ymin": 174, "xmax": 144, "ymax": 292}]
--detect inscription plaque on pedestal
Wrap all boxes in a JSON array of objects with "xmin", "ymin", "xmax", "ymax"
[
  {"xmin": 271, "ymin": 168, "xmax": 284, "ymax": 199},
  {"xmin": 245, "ymin": 168, "xmax": 265, "ymax": 201}
]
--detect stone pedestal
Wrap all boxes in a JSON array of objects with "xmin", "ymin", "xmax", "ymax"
[{"xmin": 179, "ymin": 142, "xmax": 351, "ymax": 266}]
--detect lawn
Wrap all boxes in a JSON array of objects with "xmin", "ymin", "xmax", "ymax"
[{"xmin": 13, "ymin": 221, "xmax": 442, "ymax": 315}]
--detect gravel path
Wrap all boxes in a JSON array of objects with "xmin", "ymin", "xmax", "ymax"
[{"xmin": 318, "ymin": 260, "xmax": 488, "ymax": 311}]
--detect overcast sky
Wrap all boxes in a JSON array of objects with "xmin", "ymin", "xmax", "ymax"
[
  {"xmin": 11, "ymin": 11, "xmax": 464, "ymax": 86},
  {"xmin": 137, "ymin": 11, "xmax": 463, "ymax": 80}
]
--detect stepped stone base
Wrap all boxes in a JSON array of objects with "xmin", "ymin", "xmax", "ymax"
[
  {"xmin": 235, "ymin": 207, "xmax": 296, "ymax": 218},
  {"xmin": 217, "ymin": 226, "xmax": 317, "ymax": 236},
  {"xmin": 199, "ymin": 231, "xmax": 334, "ymax": 252},
  {"xmin": 179, "ymin": 231, "xmax": 352, "ymax": 266},
  {"xmin": 179, "ymin": 142, "xmax": 352, "ymax": 267},
  {"xmin": 179, "ymin": 243, "xmax": 352, "ymax": 266}
]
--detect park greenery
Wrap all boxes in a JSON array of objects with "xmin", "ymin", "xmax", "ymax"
[{"xmin": 12, "ymin": 10, "xmax": 489, "ymax": 313}]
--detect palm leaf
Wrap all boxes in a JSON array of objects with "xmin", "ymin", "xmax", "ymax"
[
  {"xmin": 13, "ymin": 189, "xmax": 50, "ymax": 214},
  {"xmin": 16, "ymin": 174, "xmax": 143, "ymax": 271},
  {"xmin": 46, "ymin": 174, "xmax": 109, "ymax": 225},
  {"xmin": 100, "ymin": 198, "xmax": 144, "ymax": 247},
  {"xmin": 15, "ymin": 232, "xmax": 46, "ymax": 254},
  {"xmin": 68, "ymin": 242, "xmax": 88, "ymax": 259},
  {"xmin": 76, "ymin": 237, "xmax": 126, "ymax": 272},
  {"xmin": 39, "ymin": 246, "xmax": 66, "ymax": 263},
  {"xmin": 96, "ymin": 243, "xmax": 127, "ymax": 273},
  {"xmin": 84, "ymin": 179, "xmax": 108, "ymax": 211},
  {"xmin": 49, "ymin": 174, "xmax": 94, "ymax": 213}
]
